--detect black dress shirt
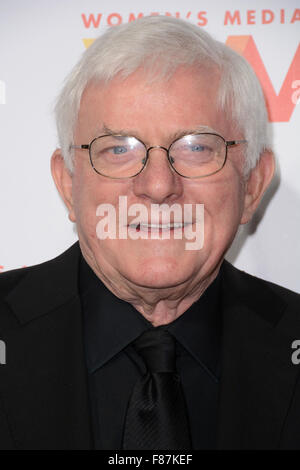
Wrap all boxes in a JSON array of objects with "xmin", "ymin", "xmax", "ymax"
[{"xmin": 79, "ymin": 255, "xmax": 223, "ymax": 450}]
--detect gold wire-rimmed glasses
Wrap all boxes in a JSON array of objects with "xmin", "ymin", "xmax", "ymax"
[{"xmin": 70, "ymin": 132, "xmax": 247, "ymax": 179}]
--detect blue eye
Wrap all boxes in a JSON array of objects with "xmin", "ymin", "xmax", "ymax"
[
  {"xmin": 112, "ymin": 146, "xmax": 128, "ymax": 154},
  {"xmin": 190, "ymin": 145, "xmax": 205, "ymax": 152}
]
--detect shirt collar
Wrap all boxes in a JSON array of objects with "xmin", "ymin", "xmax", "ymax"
[
  {"xmin": 79, "ymin": 254, "xmax": 223, "ymax": 378},
  {"xmin": 166, "ymin": 273, "xmax": 222, "ymax": 380},
  {"xmin": 79, "ymin": 255, "xmax": 151, "ymax": 373}
]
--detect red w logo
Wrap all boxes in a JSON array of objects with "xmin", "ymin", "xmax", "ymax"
[{"xmin": 226, "ymin": 35, "xmax": 300, "ymax": 122}]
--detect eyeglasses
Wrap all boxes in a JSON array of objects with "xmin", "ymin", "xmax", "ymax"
[{"xmin": 70, "ymin": 132, "xmax": 247, "ymax": 179}]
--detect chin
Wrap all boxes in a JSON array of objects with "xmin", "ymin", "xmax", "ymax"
[{"xmin": 123, "ymin": 257, "xmax": 193, "ymax": 289}]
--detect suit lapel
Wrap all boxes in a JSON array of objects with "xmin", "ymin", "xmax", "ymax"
[
  {"xmin": 1, "ymin": 242, "xmax": 93, "ymax": 449},
  {"xmin": 217, "ymin": 261, "xmax": 300, "ymax": 449}
]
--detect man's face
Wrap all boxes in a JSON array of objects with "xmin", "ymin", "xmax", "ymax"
[{"xmin": 65, "ymin": 67, "xmax": 248, "ymax": 289}]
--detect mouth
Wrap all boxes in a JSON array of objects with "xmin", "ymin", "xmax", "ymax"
[{"xmin": 127, "ymin": 222, "xmax": 193, "ymax": 233}]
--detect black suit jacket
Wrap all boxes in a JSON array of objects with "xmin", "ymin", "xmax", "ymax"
[{"xmin": 0, "ymin": 242, "xmax": 299, "ymax": 450}]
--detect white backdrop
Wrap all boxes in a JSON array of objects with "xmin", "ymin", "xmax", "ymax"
[{"xmin": 0, "ymin": 0, "xmax": 299, "ymax": 293}]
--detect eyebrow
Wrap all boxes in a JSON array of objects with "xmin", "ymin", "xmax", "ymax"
[
  {"xmin": 168, "ymin": 125, "xmax": 218, "ymax": 141},
  {"xmin": 92, "ymin": 123, "xmax": 219, "ymax": 144}
]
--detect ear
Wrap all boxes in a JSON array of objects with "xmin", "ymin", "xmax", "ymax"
[
  {"xmin": 51, "ymin": 149, "xmax": 76, "ymax": 222},
  {"xmin": 240, "ymin": 150, "xmax": 275, "ymax": 225}
]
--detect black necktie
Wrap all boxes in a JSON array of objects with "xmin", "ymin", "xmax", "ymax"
[{"xmin": 122, "ymin": 328, "xmax": 192, "ymax": 450}]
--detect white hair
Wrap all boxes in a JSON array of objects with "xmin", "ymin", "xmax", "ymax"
[{"xmin": 55, "ymin": 15, "xmax": 271, "ymax": 177}]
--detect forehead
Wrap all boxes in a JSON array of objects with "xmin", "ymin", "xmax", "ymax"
[{"xmin": 75, "ymin": 66, "xmax": 229, "ymax": 141}]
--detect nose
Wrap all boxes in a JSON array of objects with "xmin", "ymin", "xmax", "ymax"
[{"xmin": 132, "ymin": 146, "xmax": 183, "ymax": 204}]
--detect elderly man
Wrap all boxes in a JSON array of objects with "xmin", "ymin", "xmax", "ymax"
[{"xmin": 0, "ymin": 16, "xmax": 299, "ymax": 451}]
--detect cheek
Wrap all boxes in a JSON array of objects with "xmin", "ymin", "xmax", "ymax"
[
  {"xmin": 71, "ymin": 168, "xmax": 102, "ymax": 241},
  {"xmin": 71, "ymin": 166, "xmax": 131, "ymax": 242},
  {"xmin": 196, "ymin": 175, "xmax": 245, "ymax": 244},
  {"xmin": 214, "ymin": 185, "xmax": 243, "ymax": 221}
]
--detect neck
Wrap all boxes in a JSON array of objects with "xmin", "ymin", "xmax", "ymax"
[{"xmin": 81, "ymin": 246, "xmax": 222, "ymax": 326}]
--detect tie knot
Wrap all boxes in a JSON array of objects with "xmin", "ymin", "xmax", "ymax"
[{"xmin": 133, "ymin": 328, "xmax": 176, "ymax": 373}]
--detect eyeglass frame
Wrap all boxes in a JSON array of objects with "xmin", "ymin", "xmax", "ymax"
[{"xmin": 70, "ymin": 132, "xmax": 247, "ymax": 179}]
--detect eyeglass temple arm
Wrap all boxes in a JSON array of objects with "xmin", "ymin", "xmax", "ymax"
[
  {"xmin": 226, "ymin": 139, "xmax": 247, "ymax": 146},
  {"xmin": 70, "ymin": 144, "xmax": 90, "ymax": 150}
]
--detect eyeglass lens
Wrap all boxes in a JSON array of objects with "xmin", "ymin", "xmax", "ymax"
[{"xmin": 90, "ymin": 133, "xmax": 226, "ymax": 178}]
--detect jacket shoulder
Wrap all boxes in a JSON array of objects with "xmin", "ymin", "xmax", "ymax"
[
  {"xmin": 222, "ymin": 259, "xmax": 300, "ymax": 328},
  {"xmin": 0, "ymin": 242, "xmax": 79, "ymax": 293},
  {"xmin": 0, "ymin": 242, "xmax": 81, "ymax": 330},
  {"xmin": 223, "ymin": 259, "xmax": 300, "ymax": 302},
  {"xmin": 224, "ymin": 260, "xmax": 300, "ymax": 302}
]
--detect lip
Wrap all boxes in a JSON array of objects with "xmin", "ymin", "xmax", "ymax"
[{"xmin": 127, "ymin": 222, "xmax": 194, "ymax": 232}]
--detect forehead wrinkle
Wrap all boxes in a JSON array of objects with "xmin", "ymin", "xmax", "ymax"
[{"xmin": 92, "ymin": 123, "xmax": 220, "ymax": 145}]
